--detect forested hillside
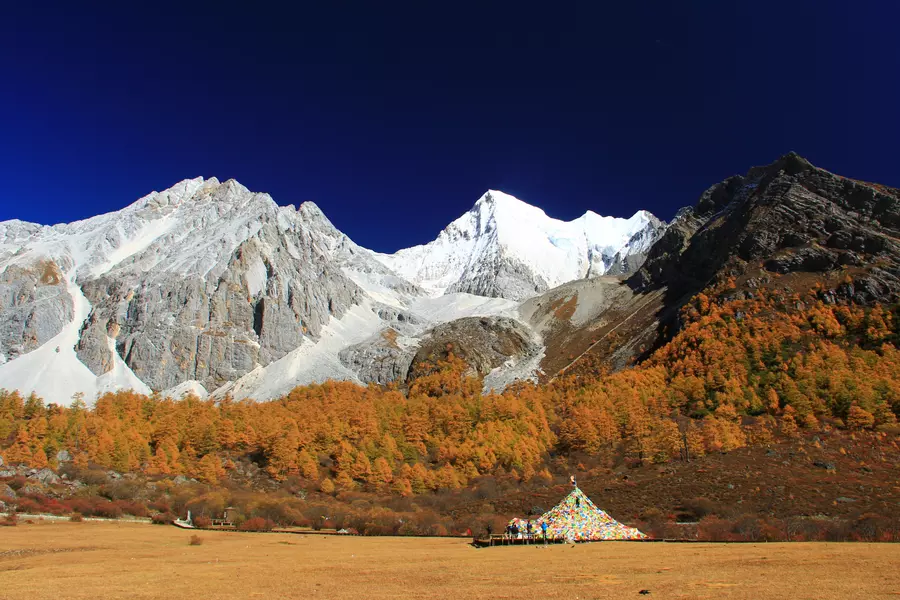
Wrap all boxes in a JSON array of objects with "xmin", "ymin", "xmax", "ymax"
[
  {"xmin": 3, "ymin": 154, "xmax": 900, "ymax": 540},
  {"xmin": 2, "ymin": 273, "xmax": 899, "ymax": 539}
]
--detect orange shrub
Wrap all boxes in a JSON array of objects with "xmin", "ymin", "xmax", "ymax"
[
  {"xmin": 14, "ymin": 498, "xmax": 41, "ymax": 514},
  {"xmin": 192, "ymin": 515, "xmax": 212, "ymax": 528},
  {"xmin": 151, "ymin": 512, "xmax": 175, "ymax": 525},
  {"xmin": 697, "ymin": 516, "xmax": 733, "ymax": 541},
  {"xmin": 239, "ymin": 517, "xmax": 275, "ymax": 531}
]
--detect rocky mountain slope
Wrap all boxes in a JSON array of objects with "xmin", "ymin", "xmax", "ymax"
[
  {"xmin": 0, "ymin": 181, "xmax": 661, "ymax": 404},
  {"xmin": 633, "ymin": 152, "xmax": 900, "ymax": 302},
  {"xmin": 535, "ymin": 152, "xmax": 900, "ymax": 379},
  {"xmin": 7, "ymin": 153, "xmax": 885, "ymax": 406},
  {"xmin": 0, "ymin": 178, "xmax": 376, "ymax": 401}
]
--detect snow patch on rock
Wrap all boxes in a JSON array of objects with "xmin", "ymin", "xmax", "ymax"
[
  {"xmin": 0, "ymin": 269, "xmax": 148, "ymax": 403},
  {"xmin": 212, "ymin": 300, "xmax": 386, "ymax": 401},
  {"xmin": 163, "ymin": 380, "xmax": 210, "ymax": 400},
  {"xmin": 482, "ymin": 345, "xmax": 545, "ymax": 394}
]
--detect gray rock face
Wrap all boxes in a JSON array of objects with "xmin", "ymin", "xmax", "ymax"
[
  {"xmin": 407, "ymin": 316, "xmax": 539, "ymax": 381},
  {"xmin": 28, "ymin": 468, "xmax": 61, "ymax": 486},
  {"xmin": 632, "ymin": 152, "xmax": 900, "ymax": 304},
  {"xmin": 602, "ymin": 217, "xmax": 668, "ymax": 277},
  {"xmin": 604, "ymin": 251, "xmax": 648, "ymax": 277},
  {"xmin": 339, "ymin": 328, "xmax": 419, "ymax": 385},
  {"xmin": 77, "ymin": 223, "xmax": 364, "ymax": 391},
  {"xmin": 11, "ymin": 179, "xmax": 368, "ymax": 393},
  {"xmin": 0, "ymin": 260, "xmax": 73, "ymax": 361},
  {"xmin": 55, "ymin": 450, "xmax": 72, "ymax": 463},
  {"xmin": 299, "ymin": 202, "xmax": 428, "ymax": 300},
  {"xmin": 446, "ymin": 254, "xmax": 552, "ymax": 300},
  {"xmin": 2, "ymin": 176, "xmax": 426, "ymax": 400},
  {"xmin": 340, "ymin": 316, "xmax": 541, "ymax": 388}
]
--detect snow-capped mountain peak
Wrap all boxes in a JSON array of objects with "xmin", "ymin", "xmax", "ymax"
[
  {"xmin": 0, "ymin": 180, "xmax": 664, "ymax": 405},
  {"xmin": 459, "ymin": 190, "xmax": 557, "ymax": 238},
  {"xmin": 373, "ymin": 190, "xmax": 665, "ymax": 300}
]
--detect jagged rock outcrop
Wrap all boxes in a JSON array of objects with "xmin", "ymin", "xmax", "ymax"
[
  {"xmin": 602, "ymin": 217, "xmax": 667, "ymax": 276},
  {"xmin": 632, "ymin": 152, "xmax": 900, "ymax": 305},
  {"xmin": 0, "ymin": 178, "xmax": 374, "ymax": 397},
  {"xmin": 29, "ymin": 467, "xmax": 61, "ymax": 486},
  {"xmin": 446, "ymin": 255, "xmax": 554, "ymax": 300},
  {"xmin": 71, "ymin": 184, "xmax": 366, "ymax": 392},
  {"xmin": 300, "ymin": 202, "xmax": 427, "ymax": 300},
  {"xmin": 340, "ymin": 315, "xmax": 542, "ymax": 388},
  {"xmin": 339, "ymin": 328, "xmax": 419, "ymax": 385},
  {"xmin": 0, "ymin": 259, "xmax": 72, "ymax": 362},
  {"xmin": 407, "ymin": 316, "xmax": 539, "ymax": 381}
]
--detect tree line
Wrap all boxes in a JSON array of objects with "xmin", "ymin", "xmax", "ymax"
[{"xmin": 1, "ymin": 277, "xmax": 898, "ymax": 491}]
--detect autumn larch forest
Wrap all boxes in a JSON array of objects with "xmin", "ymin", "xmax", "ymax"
[{"xmin": 2, "ymin": 266, "xmax": 899, "ymax": 541}]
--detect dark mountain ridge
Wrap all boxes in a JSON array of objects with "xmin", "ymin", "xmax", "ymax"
[{"xmin": 538, "ymin": 153, "xmax": 900, "ymax": 378}]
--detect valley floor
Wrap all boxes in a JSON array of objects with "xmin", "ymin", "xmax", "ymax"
[{"xmin": 1, "ymin": 522, "xmax": 898, "ymax": 599}]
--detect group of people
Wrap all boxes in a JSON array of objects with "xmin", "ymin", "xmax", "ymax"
[
  {"xmin": 484, "ymin": 475, "xmax": 578, "ymax": 544},
  {"xmin": 498, "ymin": 520, "xmax": 549, "ymax": 542}
]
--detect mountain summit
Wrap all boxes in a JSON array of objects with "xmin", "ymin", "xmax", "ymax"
[
  {"xmin": 0, "ymin": 181, "xmax": 662, "ymax": 405},
  {"xmin": 374, "ymin": 190, "xmax": 664, "ymax": 300},
  {"xmin": 4, "ymin": 155, "xmax": 897, "ymax": 407}
]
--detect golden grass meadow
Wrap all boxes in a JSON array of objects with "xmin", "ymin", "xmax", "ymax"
[{"xmin": 1, "ymin": 521, "xmax": 899, "ymax": 599}]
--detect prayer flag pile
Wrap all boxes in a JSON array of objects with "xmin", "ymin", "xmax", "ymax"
[{"xmin": 508, "ymin": 486, "xmax": 646, "ymax": 541}]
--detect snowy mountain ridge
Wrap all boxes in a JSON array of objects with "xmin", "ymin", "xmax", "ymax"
[
  {"xmin": 373, "ymin": 190, "xmax": 663, "ymax": 300},
  {"xmin": 0, "ymin": 178, "xmax": 664, "ymax": 405}
]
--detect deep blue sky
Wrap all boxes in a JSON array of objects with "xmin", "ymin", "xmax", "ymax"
[{"xmin": 2, "ymin": 1, "xmax": 898, "ymax": 252}]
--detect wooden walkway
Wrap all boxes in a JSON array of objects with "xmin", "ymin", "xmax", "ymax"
[
  {"xmin": 472, "ymin": 534, "xmax": 667, "ymax": 547},
  {"xmin": 473, "ymin": 534, "xmax": 555, "ymax": 547}
]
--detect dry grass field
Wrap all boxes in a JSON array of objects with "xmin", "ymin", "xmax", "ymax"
[{"xmin": 1, "ymin": 521, "xmax": 898, "ymax": 599}]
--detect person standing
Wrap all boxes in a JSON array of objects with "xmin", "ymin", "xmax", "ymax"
[{"xmin": 541, "ymin": 520, "xmax": 548, "ymax": 545}]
